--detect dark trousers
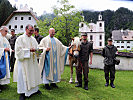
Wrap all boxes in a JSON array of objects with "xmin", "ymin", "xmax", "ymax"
[
  {"xmin": 77, "ymin": 60, "xmax": 89, "ymax": 84},
  {"xmin": 104, "ymin": 65, "xmax": 115, "ymax": 82},
  {"xmin": 10, "ymin": 52, "xmax": 15, "ymax": 72}
]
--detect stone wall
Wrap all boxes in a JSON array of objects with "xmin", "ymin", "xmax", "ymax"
[{"xmin": 66, "ymin": 54, "xmax": 133, "ymax": 70}]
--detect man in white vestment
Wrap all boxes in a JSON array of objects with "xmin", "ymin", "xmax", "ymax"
[
  {"xmin": 0, "ymin": 26, "xmax": 11, "ymax": 92},
  {"xmin": 39, "ymin": 28, "xmax": 69, "ymax": 90},
  {"xmin": 14, "ymin": 24, "xmax": 42, "ymax": 100}
]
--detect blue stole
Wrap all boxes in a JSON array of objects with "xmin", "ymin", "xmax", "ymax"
[
  {"xmin": 44, "ymin": 37, "xmax": 68, "ymax": 81},
  {"xmin": 0, "ymin": 51, "xmax": 10, "ymax": 79}
]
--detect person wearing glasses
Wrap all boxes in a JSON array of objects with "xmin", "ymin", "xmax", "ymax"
[
  {"xmin": 9, "ymin": 29, "xmax": 17, "ymax": 72},
  {"xmin": 0, "ymin": 26, "xmax": 11, "ymax": 92},
  {"xmin": 38, "ymin": 28, "xmax": 69, "ymax": 90},
  {"xmin": 13, "ymin": 24, "xmax": 42, "ymax": 100}
]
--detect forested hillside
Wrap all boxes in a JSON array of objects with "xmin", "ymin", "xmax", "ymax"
[
  {"xmin": 0, "ymin": 0, "xmax": 16, "ymax": 26},
  {"xmin": 83, "ymin": 7, "xmax": 133, "ymax": 40}
]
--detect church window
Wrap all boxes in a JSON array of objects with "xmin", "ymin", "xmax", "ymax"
[
  {"xmin": 121, "ymin": 41, "xmax": 124, "ymax": 43},
  {"xmin": 127, "ymin": 41, "xmax": 130, "ymax": 43},
  {"xmin": 99, "ymin": 23, "xmax": 102, "ymax": 27},
  {"xmin": 99, "ymin": 42, "xmax": 102, "ymax": 46},
  {"xmin": 81, "ymin": 23, "xmax": 84, "ymax": 27},
  {"xmin": 127, "ymin": 46, "xmax": 130, "ymax": 48},
  {"xmin": 90, "ymin": 35, "xmax": 93, "ymax": 40},
  {"xmin": 100, "ymin": 35, "xmax": 102, "ymax": 40}
]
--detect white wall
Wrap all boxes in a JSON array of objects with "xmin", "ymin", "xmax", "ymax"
[
  {"xmin": 114, "ymin": 41, "xmax": 133, "ymax": 50},
  {"xmin": 6, "ymin": 13, "xmax": 37, "ymax": 34},
  {"xmin": 66, "ymin": 54, "xmax": 133, "ymax": 70}
]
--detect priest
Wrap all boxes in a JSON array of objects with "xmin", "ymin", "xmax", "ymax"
[
  {"xmin": 39, "ymin": 28, "xmax": 69, "ymax": 90},
  {"xmin": 13, "ymin": 24, "xmax": 42, "ymax": 100},
  {"xmin": 0, "ymin": 26, "xmax": 11, "ymax": 92}
]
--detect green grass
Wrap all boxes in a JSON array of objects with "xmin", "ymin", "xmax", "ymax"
[{"xmin": 0, "ymin": 66, "xmax": 133, "ymax": 100}]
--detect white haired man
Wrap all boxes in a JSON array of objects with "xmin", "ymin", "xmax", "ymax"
[{"xmin": 0, "ymin": 26, "xmax": 11, "ymax": 92}]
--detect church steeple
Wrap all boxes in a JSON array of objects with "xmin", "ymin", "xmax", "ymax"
[{"xmin": 98, "ymin": 13, "xmax": 102, "ymax": 21}]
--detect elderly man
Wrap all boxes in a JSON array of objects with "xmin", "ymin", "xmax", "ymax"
[
  {"xmin": 0, "ymin": 26, "xmax": 11, "ymax": 92},
  {"xmin": 39, "ymin": 28, "xmax": 69, "ymax": 90},
  {"xmin": 14, "ymin": 24, "xmax": 42, "ymax": 100},
  {"xmin": 9, "ymin": 29, "xmax": 17, "ymax": 72}
]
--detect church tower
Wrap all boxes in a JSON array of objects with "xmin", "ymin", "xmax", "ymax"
[{"xmin": 97, "ymin": 13, "xmax": 104, "ymax": 32}]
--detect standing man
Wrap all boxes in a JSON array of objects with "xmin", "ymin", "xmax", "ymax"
[
  {"xmin": 39, "ymin": 28, "xmax": 69, "ymax": 90},
  {"xmin": 75, "ymin": 32, "xmax": 93, "ymax": 90},
  {"xmin": 34, "ymin": 28, "xmax": 43, "ymax": 44},
  {"xmin": 9, "ymin": 29, "xmax": 17, "ymax": 72},
  {"xmin": 0, "ymin": 26, "xmax": 11, "ymax": 92},
  {"xmin": 14, "ymin": 24, "xmax": 42, "ymax": 100},
  {"xmin": 102, "ymin": 38, "xmax": 118, "ymax": 88}
]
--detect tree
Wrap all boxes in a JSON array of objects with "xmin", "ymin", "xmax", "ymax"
[
  {"xmin": 37, "ymin": 0, "xmax": 83, "ymax": 46},
  {"xmin": 0, "ymin": 0, "xmax": 16, "ymax": 26}
]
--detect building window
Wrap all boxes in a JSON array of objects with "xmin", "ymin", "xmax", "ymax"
[
  {"xmin": 121, "ymin": 41, "xmax": 124, "ymax": 43},
  {"xmin": 29, "ymin": 17, "xmax": 31, "ymax": 20},
  {"xmin": 121, "ymin": 46, "xmax": 124, "ymax": 48},
  {"xmin": 90, "ymin": 35, "xmax": 93, "ymax": 40},
  {"xmin": 20, "ymin": 25, "xmax": 23, "ymax": 29},
  {"xmin": 99, "ymin": 42, "xmax": 102, "ymax": 46},
  {"xmin": 21, "ymin": 17, "xmax": 24, "ymax": 20},
  {"xmin": 9, "ymin": 25, "xmax": 11, "ymax": 29},
  {"xmin": 81, "ymin": 23, "xmax": 84, "ymax": 27},
  {"xmin": 100, "ymin": 35, "xmax": 102, "ymax": 40},
  {"xmin": 15, "ymin": 17, "xmax": 17, "ymax": 20},
  {"xmin": 117, "ymin": 41, "xmax": 120, "ymax": 43},
  {"xmin": 127, "ymin": 41, "xmax": 130, "ymax": 43},
  {"xmin": 127, "ymin": 46, "xmax": 130, "ymax": 48},
  {"xmin": 99, "ymin": 23, "xmax": 102, "ymax": 27},
  {"xmin": 117, "ymin": 46, "xmax": 120, "ymax": 48},
  {"xmin": 14, "ymin": 25, "xmax": 17, "ymax": 29}
]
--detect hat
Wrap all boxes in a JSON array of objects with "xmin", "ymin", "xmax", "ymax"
[
  {"xmin": 81, "ymin": 32, "xmax": 87, "ymax": 36},
  {"xmin": 107, "ymin": 38, "xmax": 112, "ymax": 41}
]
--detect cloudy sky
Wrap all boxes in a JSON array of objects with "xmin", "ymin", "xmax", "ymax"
[{"xmin": 8, "ymin": 0, "xmax": 133, "ymax": 16}]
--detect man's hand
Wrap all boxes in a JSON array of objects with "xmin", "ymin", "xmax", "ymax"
[
  {"xmin": 89, "ymin": 60, "xmax": 92, "ymax": 65},
  {"xmin": 46, "ymin": 48, "xmax": 51, "ymax": 51},
  {"xmin": 12, "ymin": 50, "xmax": 15, "ymax": 52},
  {"xmin": 4, "ymin": 48, "xmax": 10, "ymax": 52},
  {"xmin": 30, "ymin": 48, "xmax": 36, "ymax": 52}
]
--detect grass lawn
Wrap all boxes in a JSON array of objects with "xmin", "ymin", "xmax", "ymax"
[{"xmin": 0, "ymin": 66, "xmax": 133, "ymax": 100}]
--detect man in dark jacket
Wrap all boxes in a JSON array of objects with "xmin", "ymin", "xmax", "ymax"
[
  {"xmin": 9, "ymin": 29, "xmax": 17, "ymax": 72},
  {"xmin": 75, "ymin": 32, "xmax": 93, "ymax": 90},
  {"xmin": 34, "ymin": 28, "xmax": 43, "ymax": 44},
  {"xmin": 102, "ymin": 38, "xmax": 118, "ymax": 88}
]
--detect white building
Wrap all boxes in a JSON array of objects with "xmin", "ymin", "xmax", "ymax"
[
  {"xmin": 79, "ymin": 14, "xmax": 105, "ymax": 49},
  {"xmin": 3, "ymin": 5, "xmax": 38, "ymax": 34},
  {"xmin": 112, "ymin": 30, "xmax": 133, "ymax": 50}
]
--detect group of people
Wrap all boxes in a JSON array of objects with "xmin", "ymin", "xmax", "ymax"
[{"xmin": 0, "ymin": 24, "xmax": 118, "ymax": 100}]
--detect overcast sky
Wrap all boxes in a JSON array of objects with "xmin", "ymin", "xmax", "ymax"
[{"xmin": 8, "ymin": 0, "xmax": 133, "ymax": 16}]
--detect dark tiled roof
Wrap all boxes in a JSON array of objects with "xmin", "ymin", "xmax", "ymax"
[{"xmin": 112, "ymin": 30, "xmax": 123, "ymax": 40}]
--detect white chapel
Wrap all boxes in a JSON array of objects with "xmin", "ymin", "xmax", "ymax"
[{"xmin": 79, "ymin": 14, "xmax": 105, "ymax": 49}]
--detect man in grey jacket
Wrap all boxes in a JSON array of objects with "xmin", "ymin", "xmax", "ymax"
[{"xmin": 102, "ymin": 38, "xmax": 118, "ymax": 88}]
